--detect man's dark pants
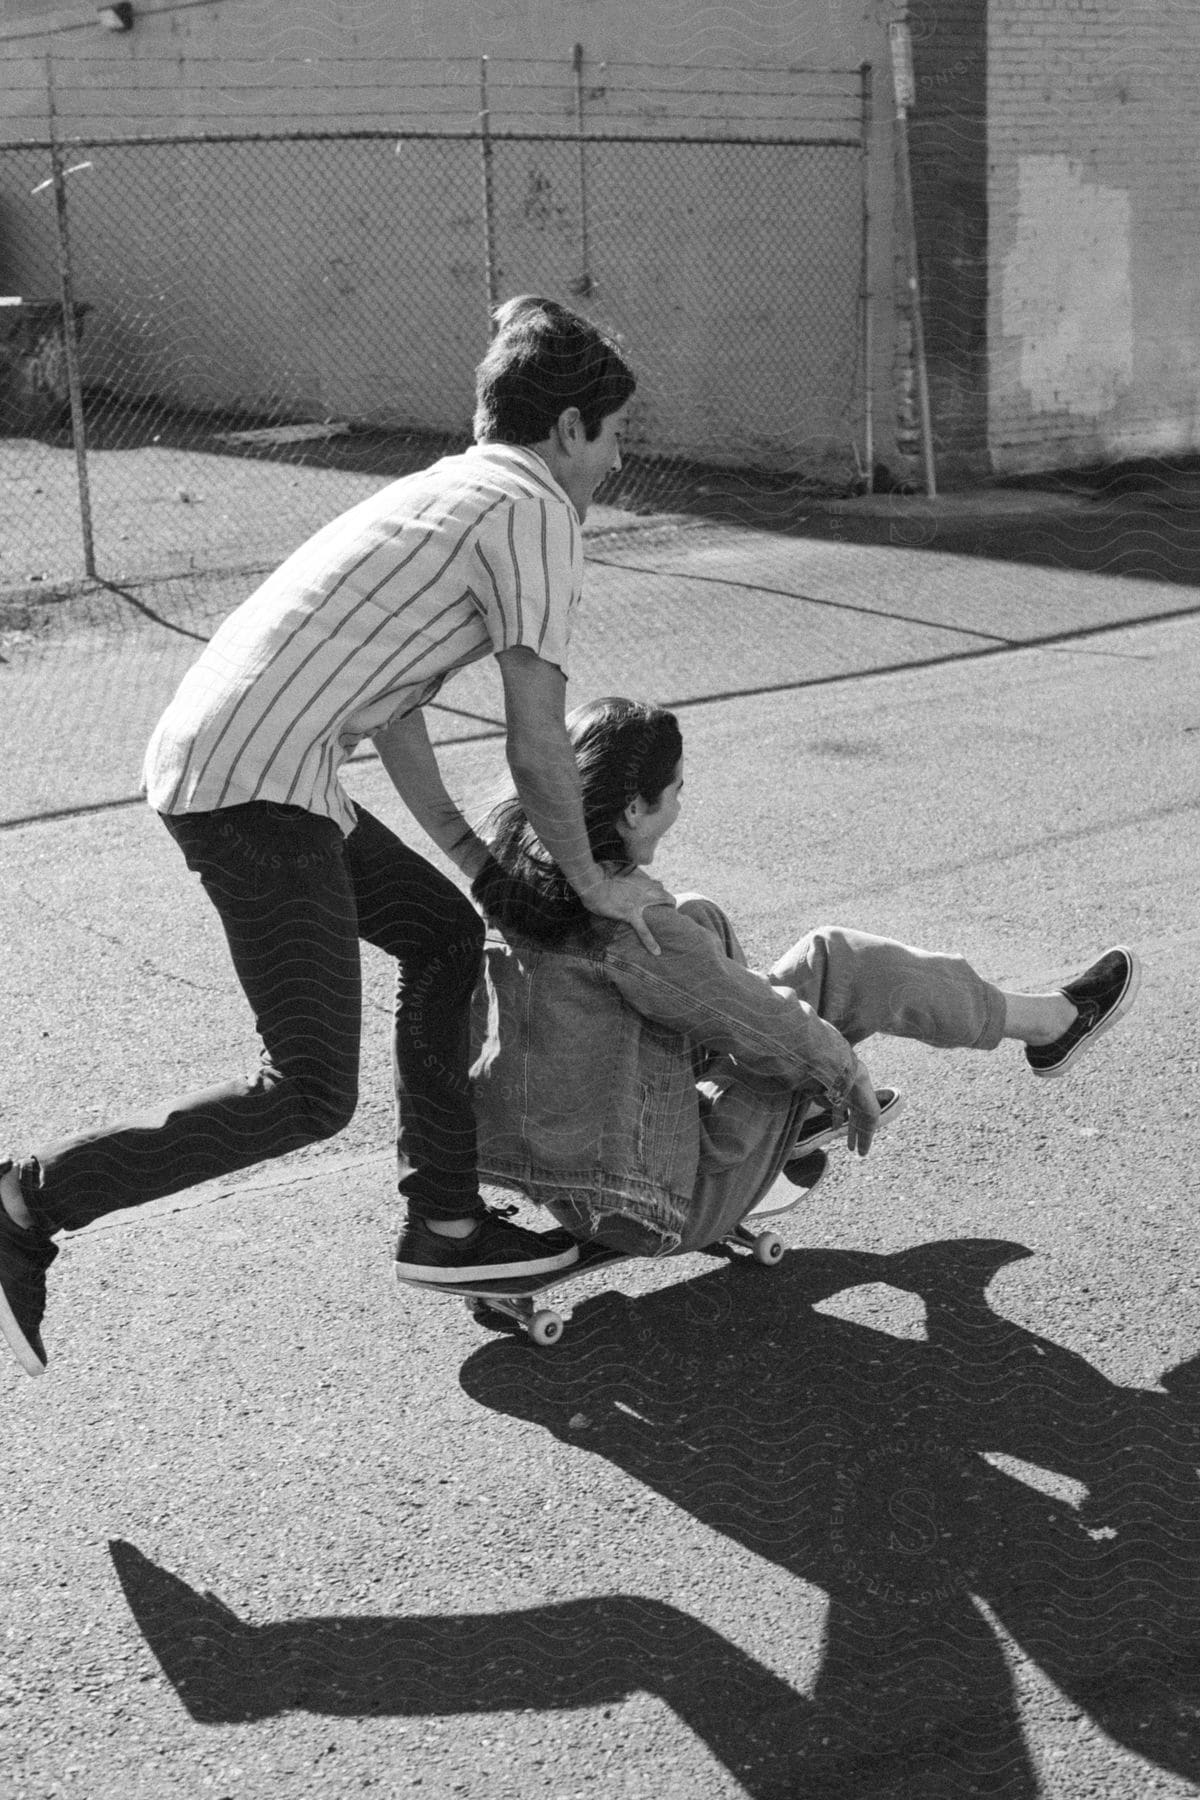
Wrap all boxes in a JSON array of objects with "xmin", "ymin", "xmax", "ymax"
[{"xmin": 16, "ymin": 800, "xmax": 483, "ymax": 1233}]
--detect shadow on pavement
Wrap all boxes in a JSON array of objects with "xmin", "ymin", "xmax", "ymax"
[
  {"xmin": 788, "ymin": 487, "xmax": 1200, "ymax": 588},
  {"xmin": 460, "ymin": 1238, "xmax": 1200, "ymax": 1795},
  {"xmin": 110, "ymin": 1544, "xmax": 815, "ymax": 1796},
  {"xmin": 111, "ymin": 1238, "xmax": 1200, "ymax": 1797}
]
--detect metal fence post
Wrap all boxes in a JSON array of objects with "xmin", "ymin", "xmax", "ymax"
[
  {"xmin": 889, "ymin": 24, "xmax": 937, "ymax": 499},
  {"xmin": 859, "ymin": 61, "xmax": 874, "ymax": 493},
  {"xmin": 479, "ymin": 58, "xmax": 499, "ymax": 327},
  {"xmin": 46, "ymin": 57, "xmax": 97, "ymax": 577},
  {"xmin": 571, "ymin": 44, "xmax": 594, "ymax": 298}
]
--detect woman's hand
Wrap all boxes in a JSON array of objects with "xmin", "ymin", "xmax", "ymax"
[{"xmin": 841, "ymin": 1059, "xmax": 883, "ymax": 1157}]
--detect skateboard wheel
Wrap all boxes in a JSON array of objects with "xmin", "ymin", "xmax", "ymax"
[
  {"xmin": 752, "ymin": 1231, "xmax": 784, "ymax": 1265},
  {"xmin": 529, "ymin": 1309, "xmax": 564, "ymax": 1346}
]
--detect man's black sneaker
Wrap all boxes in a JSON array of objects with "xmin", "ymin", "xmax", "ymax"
[
  {"xmin": 792, "ymin": 1086, "xmax": 905, "ymax": 1153},
  {"xmin": 0, "ymin": 1169, "xmax": 57, "ymax": 1378},
  {"xmin": 394, "ymin": 1211, "xmax": 581, "ymax": 1286},
  {"xmin": 1025, "ymin": 947, "xmax": 1141, "ymax": 1079}
]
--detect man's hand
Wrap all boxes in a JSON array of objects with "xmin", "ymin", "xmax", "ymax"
[
  {"xmin": 579, "ymin": 869, "xmax": 672, "ymax": 955},
  {"xmin": 841, "ymin": 1059, "xmax": 882, "ymax": 1158},
  {"xmin": 496, "ymin": 650, "xmax": 672, "ymax": 951}
]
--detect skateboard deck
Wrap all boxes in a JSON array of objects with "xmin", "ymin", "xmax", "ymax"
[
  {"xmin": 744, "ymin": 1148, "xmax": 830, "ymax": 1219},
  {"xmin": 399, "ymin": 1150, "xmax": 827, "ymax": 1345}
]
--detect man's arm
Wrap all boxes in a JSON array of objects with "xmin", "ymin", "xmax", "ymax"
[
  {"xmin": 495, "ymin": 647, "xmax": 668, "ymax": 955},
  {"xmin": 373, "ymin": 707, "xmax": 490, "ymax": 881}
]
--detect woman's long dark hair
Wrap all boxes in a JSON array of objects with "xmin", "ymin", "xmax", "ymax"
[{"xmin": 471, "ymin": 696, "xmax": 682, "ymax": 945}]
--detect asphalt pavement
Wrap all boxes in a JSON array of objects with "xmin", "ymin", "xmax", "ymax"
[{"xmin": 4, "ymin": 484, "xmax": 1200, "ymax": 1799}]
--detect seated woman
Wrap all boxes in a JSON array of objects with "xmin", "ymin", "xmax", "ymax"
[{"xmin": 467, "ymin": 697, "xmax": 1140, "ymax": 1258}]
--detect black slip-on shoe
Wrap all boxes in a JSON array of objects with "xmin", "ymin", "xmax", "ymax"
[{"xmin": 1025, "ymin": 947, "xmax": 1141, "ymax": 1079}]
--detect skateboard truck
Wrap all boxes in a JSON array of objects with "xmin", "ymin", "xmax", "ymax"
[
  {"xmin": 399, "ymin": 1149, "xmax": 832, "ymax": 1346},
  {"xmin": 463, "ymin": 1214, "xmax": 787, "ymax": 1344},
  {"xmin": 424, "ymin": 1174, "xmax": 812, "ymax": 1346}
]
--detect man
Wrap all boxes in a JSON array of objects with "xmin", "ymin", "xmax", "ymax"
[{"xmin": 0, "ymin": 294, "xmax": 667, "ymax": 1378}]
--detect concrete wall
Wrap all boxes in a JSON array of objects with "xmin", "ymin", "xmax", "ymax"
[
  {"xmin": 3, "ymin": 1, "xmax": 874, "ymax": 134},
  {"xmin": 0, "ymin": 1, "xmax": 900, "ymax": 483},
  {"xmin": 988, "ymin": 0, "xmax": 1200, "ymax": 474}
]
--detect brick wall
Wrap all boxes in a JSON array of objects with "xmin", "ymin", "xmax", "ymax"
[
  {"xmin": 988, "ymin": 0, "xmax": 1200, "ymax": 473},
  {"xmin": 906, "ymin": 0, "xmax": 988, "ymax": 480}
]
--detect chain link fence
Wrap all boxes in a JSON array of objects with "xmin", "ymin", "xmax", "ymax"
[{"xmin": 0, "ymin": 114, "xmax": 868, "ymax": 595}]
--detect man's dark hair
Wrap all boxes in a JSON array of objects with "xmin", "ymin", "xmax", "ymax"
[{"xmin": 473, "ymin": 294, "xmax": 637, "ymax": 445}]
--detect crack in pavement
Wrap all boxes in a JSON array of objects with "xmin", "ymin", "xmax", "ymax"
[{"xmin": 3, "ymin": 604, "xmax": 1197, "ymax": 836}]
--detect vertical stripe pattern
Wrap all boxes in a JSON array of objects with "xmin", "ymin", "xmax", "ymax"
[{"xmin": 143, "ymin": 445, "xmax": 584, "ymax": 833}]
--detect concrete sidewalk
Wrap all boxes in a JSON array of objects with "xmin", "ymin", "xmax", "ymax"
[{"xmin": 603, "ymin": 451, "xmax": 1200, "ymax": 583}]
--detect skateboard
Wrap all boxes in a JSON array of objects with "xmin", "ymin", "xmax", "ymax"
[{"xmin": 399, "ymin": 1150, "xmax": 828, "ymax": 1346}]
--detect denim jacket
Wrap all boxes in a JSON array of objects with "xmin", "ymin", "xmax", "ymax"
[{"xmin": 470, "ymin": 899, "xmax": 858, "ymax": 1250}]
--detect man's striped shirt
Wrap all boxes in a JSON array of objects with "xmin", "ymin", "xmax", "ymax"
[{"xmin": 143, "ymin": 443, "xmax": 583, "ymax": 834}]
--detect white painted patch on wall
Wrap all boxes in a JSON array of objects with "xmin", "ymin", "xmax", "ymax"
[{"xmin": 1001, "ymin": 157, "xmax": 1133, "ymax": 416}]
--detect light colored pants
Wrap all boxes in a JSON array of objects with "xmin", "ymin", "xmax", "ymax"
[{"xmin": 673, "ymin": 895, "xmax": 1007, "ymax": 1252}]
